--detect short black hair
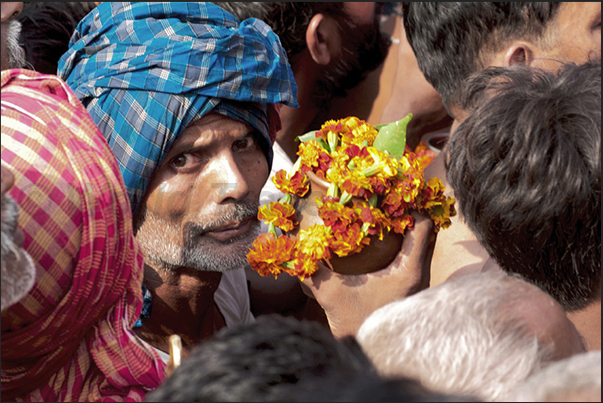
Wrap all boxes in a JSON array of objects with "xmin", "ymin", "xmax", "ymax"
[
  {"xmin": 402, "ymin": 2, "xmax": 562, "ymax": 109},
  {"xmin": 212, "ymin": 2, "xmax": 348, "ymax": 62},
  {"xmin": 145, "ymin": 315, "xmax": 378, "ymax": 402},
  {"xmin": 446, "ymin": 60, "xmax": 601, "ymax": 311},
  {"xmin": 212, "ymin": 2, "xmax": 390, "ymax": 107},
  {"xmin": 18, "ymin": 2, "xmax": 98, "ymax": 74}
]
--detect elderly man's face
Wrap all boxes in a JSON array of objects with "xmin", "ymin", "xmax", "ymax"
[
  {"xmin": 1, "ymin": 2, "xmax": 26, "ymax": 70},
  {"xmin": 1, "ymin": 164, "xmax": 36, "ymax": 311},
  {"xmin": 134, "ymin": 113, "xmax": 269, "ymax": 273}
]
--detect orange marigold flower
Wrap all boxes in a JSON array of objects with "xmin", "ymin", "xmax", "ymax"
[
  {"xmin": 317, "ymin": 199, "xmax": 357, "ymax": 233},
  {"xmin": 363, "ymin": 205, "xmax": 393, "ymax": 240},
  {"xmin": 391, "ymin": 214, "xmax": 415, "ymax": 235},
  {"xmin": 340, "ymin": 116, "xmax": 363, "ymax": 130},
  {"xmin": 258, "ymin": 201, "xmax": 298, "ymax": 232},
  {"xmin": 288, "ymin": 249, "xmax": 320, "ymax": 280},
  {"xmin": 320, "ymin": 119, "xmax": 346, "ymax": 134},
  {"xmin": 412, "ymin": 141, "xmax": 437, "ymax": 169},
  {"xmin": 330, "ymin": 222, "xmax": 368, "ymax": 257},
  {"xmin": 428, "ymin": 196, "xmax": 456, "ymax": 232},
  {"xmin": 298, "ymin": 140, "xmax": 328, "ymax": 167},
  {"xmin": 297, "ymin": 224, "xmax": 333, "ymax": 261},
  {"xmin": 339, "ymin": 171, "xmax": 373, "ymax": 199},
  {"xmin": 420, "ymin": 177, "xmax": 446, "ymax": 207},
  {"xmin": 382, "ymin": 179, "xmax": 418, "ymax": 216},
  {"xmin": 298, "ymin": 140, "xmax": 332, "ymax": 178},
  {"xmin": 247, "ymin": 233, "xmax": 296, "ymax": 278},
  {"xmin": 341, "ymin": 118, "xmax": 377, "ymax": 146},
  {"xmin": 248, "ymin": 116, "xmax": 456, "ymax": 281},
  {"xmin": 273, "ymin": 170, "xmax": 309, "ymax": 197},
  {"xmin": 325, "ymin": 153, "xmax": 351, "ymax": 186}
]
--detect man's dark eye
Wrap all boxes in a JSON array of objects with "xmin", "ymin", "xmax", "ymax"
[
  {"xmin": 233, "ymin": 137, "xmax": 254, "ymax": 151},
  {"xmin": 171, "ymin": 155, "xmax": 188, "ymax": 168}
]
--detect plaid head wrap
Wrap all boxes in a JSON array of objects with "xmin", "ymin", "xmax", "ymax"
[
  {"xmin": 58, "ymin": 2, "xmax": 298, "ymax": 213},
  {"xmin": 1, "ymin": 69, "xmax": 165, "ymax": 401}
]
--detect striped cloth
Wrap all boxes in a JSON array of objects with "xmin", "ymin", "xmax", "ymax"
[
  {"xmin": 0, "ymin": 69, "xmax": 165, "ymax": 402},
  {"xmin": 58, "ymin": 2, "xmax": 298, "ymax": 213}
]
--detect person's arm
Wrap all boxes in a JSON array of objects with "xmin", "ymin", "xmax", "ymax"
[
  {"xmin": 300, "ymin": 211, "xmax": 434, "ymax": 338},
  {"xmin": 379, "ymin": 17, "xmax": 452, "ymax": 148}
]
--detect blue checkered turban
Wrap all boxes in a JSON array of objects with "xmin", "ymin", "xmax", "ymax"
[{"xmin": 58, "ymin": 2, "xmax": 298, "ymax": 213}]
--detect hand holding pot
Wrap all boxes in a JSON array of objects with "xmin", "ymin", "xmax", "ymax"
[{"xmin": 300, "ymin": 211, "xmax": 434, "ymax": 339}]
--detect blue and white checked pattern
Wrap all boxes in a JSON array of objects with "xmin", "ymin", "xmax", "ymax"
[{"xmin": 58, "ymin": 2, "xmax": 298, "ymax": 213}]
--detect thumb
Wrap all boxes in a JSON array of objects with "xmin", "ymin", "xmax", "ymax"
[{"xmin": 396, "ymin": 211, "xmax": 435, "ymax": 291}]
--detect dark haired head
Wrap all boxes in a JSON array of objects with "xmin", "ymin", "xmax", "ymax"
[
  {"xmin": 145, "ymin": 315, "xmax": 378, "ymax": 402},
  {"xmin": 213, "ymin": 2, "xmax": 390, "ymax": 109},
  {"xmin": 18, "ymin": 2, "xmax": 97, "ymax": 74},
  {"xmin": 445, "ymin": 60, "xmax": 601, "ymax": 311},
  {"xmin": 402, "ymin": 2, "xmax": 562, "ymax": 110}
]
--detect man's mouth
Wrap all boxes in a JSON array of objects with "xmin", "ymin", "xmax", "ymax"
[{"xmin": 203, "ymin": 216, "xmax": 255, "ymax": 242}]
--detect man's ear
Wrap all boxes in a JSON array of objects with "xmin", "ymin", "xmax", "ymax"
[
  {"xmin": 502, "ymin": 42, "xmax": 536, "ymax": 66},
  {"xmin": 305, "ymin": 13, "xmax": 341, "ymax": 66}
]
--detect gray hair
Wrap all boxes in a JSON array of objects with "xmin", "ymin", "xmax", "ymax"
[
  {"xmin": 356, "ymin": 271, "xmax": 556, "ymax": 401},
  {"xmin": 506, "ymin": 350, "xmax": 601, "ymax": 402},
  {"xmin": 5, "ymin": 19, "xmax": 27, "ymax": 69},
  {"xmin": 1, "ymin": 194, "xmax": 36, "ymax": 311}
]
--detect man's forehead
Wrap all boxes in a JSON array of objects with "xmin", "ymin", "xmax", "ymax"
[{"xmin": 168, "ymin": 113, "xmax": 253, "ymax": 151}]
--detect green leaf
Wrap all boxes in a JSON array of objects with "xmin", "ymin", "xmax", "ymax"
[
  {"xmin": 296, "ymin": 130, "xmax": 320, "ymax": 143},
  {"xmin": 372, "ymin": 113, "xmax": 412, "ymax": 159}
]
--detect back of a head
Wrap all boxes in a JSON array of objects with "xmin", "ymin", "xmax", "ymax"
[
  {"xmin": 356, "ymin": 271, "xmax": 562, "ymax": 402},
  {"xmin": 402, "ymin": 2, "xmax": 562, "ymax": 108},
  {"xmin": 212, "ymin": 2, "xmax": 346, "ymax": 62},
  {"xmin": 145, "ymin": 315, "xmax": 377, "ymax": 402},
  {"xmin": 298, "ymin": 375, "xmax": 478, "ymax": 403},
  {"xmin": 213, "ymin": 2, "xmax": 389, "ymax": 111},
  {"xmin": 446, "ymin": 60, "xmax": 601, "ymax": 312},
  {"xmin": 507, "ymin": 350, "xmax": 601, "ymax": 402},
  {"xmin": 18, "ymin": 2, "xmax": 97, "ymax": 74}
]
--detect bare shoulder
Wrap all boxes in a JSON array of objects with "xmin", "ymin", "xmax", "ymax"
[{"xmin": 424, "ymin": 152, "xmax": 496, "ymax": 286}]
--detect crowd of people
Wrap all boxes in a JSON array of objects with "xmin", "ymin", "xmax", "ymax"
[{"xmin": 1, "ymin": 2, "xmax": 600, "ymax": 402}]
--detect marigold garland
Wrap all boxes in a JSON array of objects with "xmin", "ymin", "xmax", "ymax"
[{"xmin": 247, "ymin": 115, "xmax": 456, "ymax": 280}]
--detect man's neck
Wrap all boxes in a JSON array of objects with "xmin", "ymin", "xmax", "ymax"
[
  {"xmin": 567, "ymin": 289, "xmax": 601, "ymax": 351},
  {"xmin": 134, "ymin": 264, "xmax": 226, "ymax": 354}
]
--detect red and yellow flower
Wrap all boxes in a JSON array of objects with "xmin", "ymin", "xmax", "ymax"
[
  {"xmin": 258, "ymin": 201, "xmax": 297, "ymax": 232},
  {"xmin": 247, "ymin": 115, "xmax": 456, "ymax": 280},
  {"xmin": 272, "ymin": 170, "xmax": 309, "ymax": 197},
  {"xmin": 247, "ymin": 233, "xmax": 296, "ymax": 278}
]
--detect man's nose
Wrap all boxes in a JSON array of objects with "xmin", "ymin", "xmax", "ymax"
[
  {"xmin": 205, "ymin": 153, "xmax": 251, "ymax": 204},
  {"xmin": 1, "ymin": 2, "xmax": 24, "ymax": 23}
]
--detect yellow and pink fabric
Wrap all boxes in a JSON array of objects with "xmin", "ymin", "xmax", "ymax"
[{"xmin": 0, "ymin": 69, "xmax": 165, "ymax": 401}]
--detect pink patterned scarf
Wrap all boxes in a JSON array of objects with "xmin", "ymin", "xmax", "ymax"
[{"xmin": 1, "ymin": 69, "xmax": 165, "ymax": 401}]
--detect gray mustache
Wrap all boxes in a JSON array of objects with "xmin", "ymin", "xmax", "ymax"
[{"xmin": 190, "ymin": 202, "xmax": 259, "ymax": 235}]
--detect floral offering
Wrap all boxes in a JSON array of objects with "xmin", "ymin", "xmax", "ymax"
[{"xmin": 247, "ymin": 115, "xmax": 456, "ymax": 280}]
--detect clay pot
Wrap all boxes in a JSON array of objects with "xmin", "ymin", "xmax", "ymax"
[{"xmin": 292, "ymin": 171, "xmax": 404, "ymax": 275}]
